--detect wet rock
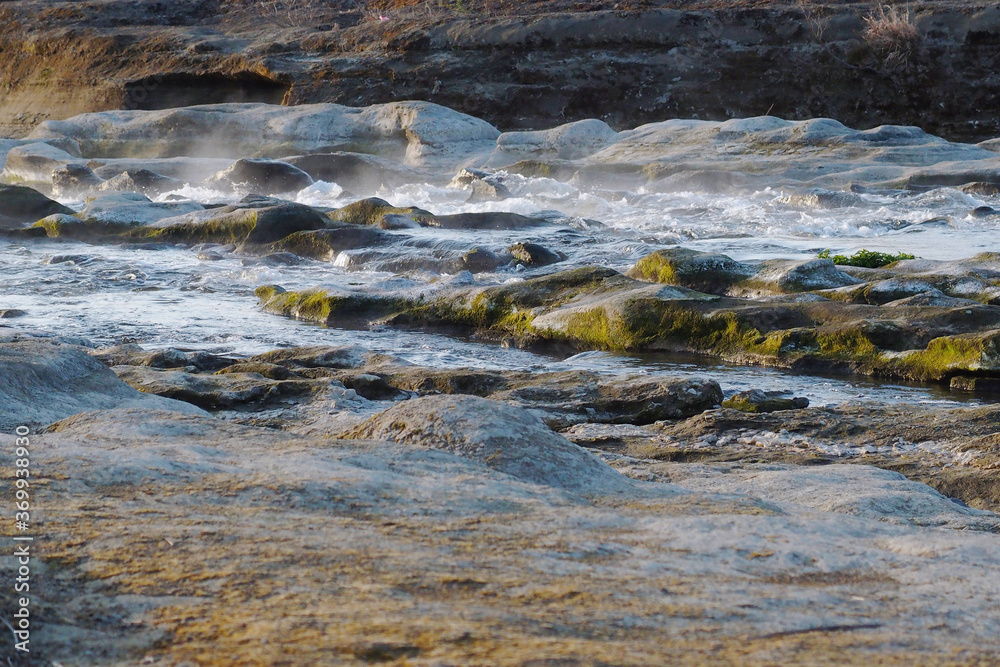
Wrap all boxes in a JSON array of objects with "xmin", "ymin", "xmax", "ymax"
[
  {"xmin": 90, "ymin": 157, "xmax": 233, "ymax": 183},
  {"xmin": 821, "ymin": 279, "xmax": 946, "ymax": 305},
  {"xmin": 78, "ymin": 193, "xmax": 204, "ymax": 226},
  {"xmin": 368, "ymin": 367, "xmax": 508, "ymax": 397},
  {"xmin": 652, "ymin": 401, "xmax": 1000, "ymax": 512},
  {"xmin": 422, "ymin": 211, "xmax": 549, "ymax": 231},
  {"xmin": 112, "ymin": 365, "xmax": 319, "ymax": 410},
  {"xmin": 378, "ymin": 214, "xmax": 421, "ymax": 230},
  {"xmin": 147, "ymin": 201, "xmax": 327, "ymax": 246},
  {"xmin": 90, "ymin": 344, "xmax": 237, "ymax": 372},
  {"xmin": 960, "ymin": 182, "xmax": 1000, "ymax": 196},
  {"xmin": 328, "ymin": 197, "xmax": 432, "ymax": 227},
  {"xmin": 248, "ymin": 345, "xmax": 365, "ymax": 370},
  {"xmin": 214, "ymin": 362, "xmax": 293, "ymax": 381},
  {"xmin": 197, "ymin": 251, "xmax": 224, "ymax": 261},
  {"xmin": 98, "ymin": 169, "xmax": 185, "ymax": 196},
  {"xmin": 459, "ymin": 248, "xmax": 504, "ymax": 274},
  {"xmin": 0, "ymin": 309, "xmax": 26, "ymax": 318},
  {"xmin": 0, "ymin": 184, "xmax": 73, "ymax": 223},
  {"xmin": 722, "ymin": 389, "xmax": 809, "ymax": 413},
  {"xmin": 627, "ymin": 248, "xmax": 754, "ymax": 295},
  {"xmin": 334, "ymin": 372, "xmax": 402, "ymax": 400},
  {"xmin": 285, "ymin": 152, "xmax": 424, "ymax": 193},
  {"xmin": 259, "ymin": 252, "xmax": 302, "ymax": 266},
  {"xmin": 448, "ymin": 168, "xmax": 511, "ymax": 201},
  {"xmin": 949, "ymin": 376, "xmax": 1000, "ymax": 393},
  {"xmin": 46, "ymin": 254, "xmax": 95, "ymax": 265},
  {"xmin": 204, "ymin": 158, "xmax": 314, "ymax": 194},
  {"xmin": 508, "ymin": 242, "xmax": 564, "ymax": 267},
  {"xmin": 269, "ymin": 225, "xmax": 391, "ymax": 260},
  {"xmin": 759, "ymin": 258, "xmax": 863, "ymax": 293},
  {"xmin": 495, "ymin": 374, "xmax": 723, "ymax": 427},
  {"xmin": 971, "ymin": 206, "xmax": 999, "ymax": 218},
  {"xmin": 52, "ymin": 164, "xmax": 103, "ymax": 197},
  {"xmin": 345, "ymin": 394, "xmax": 635, "ymax": 493},
  {"xmin": 0, "ymin": 340, "xmax": 206, "ymax": 429}
]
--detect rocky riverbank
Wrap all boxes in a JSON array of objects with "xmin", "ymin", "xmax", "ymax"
[{"xmin": 2, "ymin": 337, "xmax": 1000, "ymax": 665}]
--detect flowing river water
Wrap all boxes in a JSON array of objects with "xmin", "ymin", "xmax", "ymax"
[{"xmin": 5, "ymin": 174, "xmax": 998, "ymax": 408}]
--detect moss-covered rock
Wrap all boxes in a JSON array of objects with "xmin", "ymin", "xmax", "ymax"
[
  {"xmin": 254, "ymin": 263, "xmax": 1000, "ymax": 386},
  {"xmin": 722, "ymin": 389, "xmax": 809, "ymax": 413},
  {"xmin": 627, "ymin": 248, "xmax": 754, "ymax": 295},
  {"xmin": 34, "ymin": 213, "xmax": 132, "ymax": 239},
  {"xmin": 144, "ymin": 202, "xmax": 327, "ymax": 246},
  {"xmin": 892, "ymin": 330, "xmax": 1000, "ymax": 381},
  {"xmin": 268, "ymin": 225, "xmax": 391, "ymax": 260},
  {"xmin": 327, "ymin": 197, "xmax": 431, "ymax": 226},
  {"xmin": 257, "ymin": 287, "xmax": 412, "ymax": 327}
]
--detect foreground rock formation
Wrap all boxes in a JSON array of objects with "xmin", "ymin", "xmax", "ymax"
[{"xmin": 1, "ymin": 339, "xmax": 1000, "ymax": 664}]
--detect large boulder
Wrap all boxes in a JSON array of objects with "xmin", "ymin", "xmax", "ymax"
[
  {"xmin": 0, "ymin": 184, "xmax": 73, "ymax": 224},
  {"xmin": 494, "ymin": 374, "xmax": 723, "ymax": 426},
  {"xmin": 77, "ymin": 192, "xmax": 204, "ymax": 226},
  {"xmin": 0, "ymin": 340, "xmax": 206, "ymax": 429},
  {"xmin": 30, "ymin": 101, "xmax": 501, "ymax": 169},
  {"xmin": 285, "ymin": 152, "xmax": 424, "ymax": 192},
  {"xmin": 52, "ymin": 164, "xmax": 104, "ymax": 197},
  {"xmin": 758, "ymin": 258, "xmax": 864, "ymax": 293},
  {"xmin": 0, "ymin": 142, "xmax": 83, "ymax": 185},
  {"xmin": 203, "ymin": 158, "xmax": 314, "ymax": 194},
  {"xmin": 97, "ymin": 169, "xmax": 185, "ymax": 196},
  {"xmin": 346, "ymin": 395, "xmax": 635, "ymax": 493},
  {"xmin": 148, "ymin": 200, "xmax": 328, "ymax": 245}
]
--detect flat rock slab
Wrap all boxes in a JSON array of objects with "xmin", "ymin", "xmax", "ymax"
[
  {"xmin": 6, "ymin": 406, "xmax": 1000, "ymax": 665},
  {"xmin": 0, "ymin": 340, "xmax": 206, "ymax": 429}
]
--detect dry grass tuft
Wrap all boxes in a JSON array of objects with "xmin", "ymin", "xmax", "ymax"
[{"xmin": 862, "ymin": 3, "xmax": 921, "ymax": 65}]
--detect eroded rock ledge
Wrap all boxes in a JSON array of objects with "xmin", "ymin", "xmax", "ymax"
[{"xmin": 1, "ymin": 1, "xmax": 1000, "ymax": 142}]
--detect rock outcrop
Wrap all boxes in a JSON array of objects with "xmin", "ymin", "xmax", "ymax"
[{"xmin": 0, "ymin": 340, "xmax": 206, "ymax": 429}]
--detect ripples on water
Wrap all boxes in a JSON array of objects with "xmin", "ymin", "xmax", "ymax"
[{"xmin": 6, "ymin": 176, "xmax": 997, "ymax": 407}]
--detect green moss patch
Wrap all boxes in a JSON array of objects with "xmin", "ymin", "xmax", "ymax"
[{"xmin": 818, "ymin": 248, "xmax": 916, "ymax": 268}]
